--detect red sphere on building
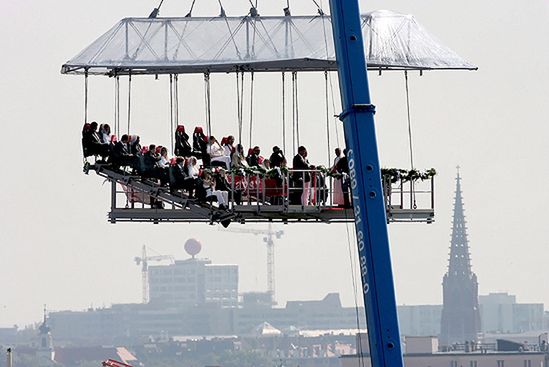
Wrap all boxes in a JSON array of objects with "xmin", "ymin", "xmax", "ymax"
[{"xmin": 184, "ymin": 238, "xmax": 202, "ymax": 257}]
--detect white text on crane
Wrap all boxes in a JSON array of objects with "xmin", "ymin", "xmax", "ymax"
[{"xmin": 347, "ymin": 149, "xmax": 370, "ymax": 295}]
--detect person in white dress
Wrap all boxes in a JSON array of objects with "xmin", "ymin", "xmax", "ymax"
[
  {"xmin": 232, "ymin": 144, "xmax": 249, "ymax": 169},
  {"xmin": 157, "ymin": 147, "xmax": 170, "ymax": 168},
  {"xmin": 187, "ymin": 157, "xmax": 200, "ymax": 178},
  {"xmin": 223, "ymin": 135, "xmax": 235, "ymax": 157},
  {"xmin": 207, "ymin": 136, "xmax": 231, "ymax": 169}
]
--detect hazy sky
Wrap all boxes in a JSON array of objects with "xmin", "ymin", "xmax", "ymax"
[{"xmin": 1, "ymin": 0, "xmax": 548, "ymax": 327}]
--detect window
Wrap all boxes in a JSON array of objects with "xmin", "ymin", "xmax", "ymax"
[
  {"xmin": 523, "ymin": 360, "xmax": 531, "ymax": 367},
  {"xmin": 450, "ymin": 361, "xmax": 457, "ymax": 367},
  {"xmin": 497, "ymin": 361, "xmax": 505, "ymax": 367},
  {"xmin": 469, "ymin": 361, "xmax": 477, "ymax": 367}
]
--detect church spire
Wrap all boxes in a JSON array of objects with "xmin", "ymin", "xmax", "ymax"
[
  {"xmin": 36, "ymin": 305, "xmax": 54, "ymax": 366},
  {"xmin": 448, "ymin": 167, "xmax": 472, "ymax": 276},
  {"xmin": 439, "ymin": 167, "xmax": 481, "ymax": 347}
]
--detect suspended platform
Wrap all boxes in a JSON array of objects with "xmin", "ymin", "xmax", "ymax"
[
  {"xmin": 62, "ymin": 8, "xmax": 472, "ymax": 227},
  {"xmin": 90, "ymin": 164, "xmax": 434, "ymax": 225}
]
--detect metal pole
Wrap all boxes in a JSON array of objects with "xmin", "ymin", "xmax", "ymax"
[
  {"xmin": 169, "ymin": 74, "xmax": 174, "ymax": 154},
  {"xmin": 400, "ymin": 179, "xmax": 404, "ymax": 209},
  {"xmin": 328, "ymin": 1, "xmax": 404, "ymax": 366},
  {"xmin": 115, "ymin": 75, "xmax": 120, "ymax": 138},
  {"xmin": 431, "ymin": 176, "xmax": 435, "ymax": 210},
  {"xmin": 111, "ymin": 180, "xmax": 117, "ymax": 224},
  {"xmin": 127, "ymin": 72, "xmax": 132, "ymax": 135},
  {"xmin": 84, "ymin": 70, "xmax": 89, "ymax": 124},
  {"xmin": 124, "ymin": 20, "xmax": 129, "ymax": 59}
]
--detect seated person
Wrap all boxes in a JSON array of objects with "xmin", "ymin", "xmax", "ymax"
[
  {"xmin": 82, "ymin": 121, "xmax": 109, "ymax": 159},
  {"xmin": 110, "ymin": 134, "xmax": 134, "ymax": 169},
  {"xmin": 193, "ymin": 126, "xmax": 208, "ymax": 161},
  {"xmin": 215, "ymin": 169, "xmax": 242, "ymax": 205},
  {"xmin": 81, "ymin": 123, "xmax": 91, "ymax": 156},
  {"xmin": 232, "ymin": 144, "xmax": 249, "ymax": 169},
  {"xmin": 186, "ymin": 157, "xmax": 200, "ymax": 178},
  {"xmin": 157, "ymin": 147, "xmax": 170, "ymax": 168},
  {"xmin": 142, "ymin": 144, "xmax": 161, "ymax": 178},
  {"xmin": 169, "ymin": 157, "xmax": 196, "ymax": 197},
  {"xmin": 99, "ymin": 124, "xmax": 112, "ymax": 145},
  {"xmin": 223, "ymin": 135, "xmax": 235, "ymax": 157},
  {"xmin": 247, "ymin": 146, "xmax": 261, "ymax": 167},
  {"xmin": 108, "ymin": 135, "xmax": 118, "ymax": 156},
  {"xmin": 155, "ymin": 146, "xmax": 170, "ymax": 186},
  {"xmin": 269, "ymin": 146, "xmax": 285, "ymax": 168},
  {"xmin": 129, "ymin": 135, "xmax": 142, "ymax": 156},
  {"xmin": 207, "ymin": 136, "xmax": 231, "ymax": 169},
  {"xmin": 196, "ymin": 171, "xmax": 229, "ymax": 209},
  {"xmin": 174, "ymin": 125, "xmax": 192, "ymax": 157}
]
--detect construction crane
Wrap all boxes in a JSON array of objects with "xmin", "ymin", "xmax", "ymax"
[
  {"xmin": 134, "ymin": 245, "xmax": 174, "ymax": 304},
  {"xmin": 221, "ymin": 223, "xmax": 283, "ymax": 304},
  {"xmin": 328, "ymin": 0, "xmax": 405, "ymax": 365}
]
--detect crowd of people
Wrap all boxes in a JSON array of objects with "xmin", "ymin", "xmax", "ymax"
[{"xmin": 82, "ymin": 122, "xmax": 351, "ymax": 209}]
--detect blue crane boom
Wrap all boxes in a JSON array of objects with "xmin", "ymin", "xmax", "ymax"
[{"xmin": 328, "ymin": 1, "xmax": 404, "ymax": 367}]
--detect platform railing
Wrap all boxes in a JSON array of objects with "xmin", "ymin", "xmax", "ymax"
[
  {"xmin": 94, "ymin": 163, "xmax": 434, "ymax": 223},
  {"xmin": 227, "ymin": 168, "xmax": 345, "ymax": 212},
  {"xmin": 382, "ymin": 175, "xmax": 435, "ymax": 223}
]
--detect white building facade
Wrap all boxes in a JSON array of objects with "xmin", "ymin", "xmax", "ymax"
[
  {"xmin": 148, "ymin": 258, "xmax": 238, "ymax": 308},
  {"xmin": 480, "ymin": 293, "xmax": 544, "ymax": 333}
]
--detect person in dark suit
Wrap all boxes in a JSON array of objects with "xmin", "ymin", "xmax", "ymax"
[
  {"xmin": 335, "ymin": 149, "xmax": 351, "ymax": 208},
  {"xmin": 170, "ymin": 157, "xmax": 196, "ymax": 197},
  {"xmin": 291, "ymin": 146, "xmax": 314, "ymax": 205},
  {"xmin": 269, "ymin": 146, "xmax": 285, "ymax": 168},
  {"xmin": 142, "ymin": 144, "xmax": 161, "ymax": 178},
  {"xmin": 215, "ymin": 169, "xmax": 242, "ymax": 205},
  {"xmin": 111, "ymin": 134, "xmax": 134, "ymax": 169},
  {"xmin": 193, "ymin": 126, "xmax": 208, "ymax": 163},
  {"xmin": 247, "ymin": 146, "xmax": 261, "ymax": 167},
  {"xmin": 174, "ymin": 125, "xmax": 192, "ymax": 157}
]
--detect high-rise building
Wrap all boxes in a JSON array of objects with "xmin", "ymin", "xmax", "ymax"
[
  {"xmin": 398, "ymin": 305, "xmax": 443, "ymax": 336},
  {"xmin": 479, "ymin": 292, "xmax": 544, "ymax": 333},
  {"xmin": 148, "ymin": 258, "xmax": 238, "ymax": 308},
  {"xmin": 439, "ymin": 169, "xmax": 481, "ymax": 346}
]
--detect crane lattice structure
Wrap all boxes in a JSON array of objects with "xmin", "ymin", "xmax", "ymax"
[
  {"xmin": 134, "ymin": 245, "xmax": 174, "ymax": 304},
  {"xmin": 221, "ymin": 223, "xmax": 283, "ymax": 304}
]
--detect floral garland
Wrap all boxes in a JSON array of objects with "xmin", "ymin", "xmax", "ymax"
[
  {"xmin": 207, "ymin": 165, "xmax": 435, "ymax": 183},
  {"xmin": 381, "ymin": 168, "xmax": 436, "ymax": 183},
  {"xmin": 316, "ymin": 165, "xmax": 343, "ymax": 179}
]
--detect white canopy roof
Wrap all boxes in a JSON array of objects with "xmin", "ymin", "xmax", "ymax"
[{"xmin": 61, "ymin": 10, "xmax": 476, "ymax": 76}]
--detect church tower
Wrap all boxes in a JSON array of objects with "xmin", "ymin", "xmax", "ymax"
[
  {"xmin": 439, "ymin": 169, "xmax": 481, "ymax": 347},
  {"xmin": 36, "ymin": 305, "xmax": 55, "ymax": 367}
]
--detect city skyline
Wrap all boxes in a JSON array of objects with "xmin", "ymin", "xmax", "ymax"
[
  {"xmin": 1, "ymin": 0, "xmax": 548, "ymax": 327},
  {"xmin": 2, "ymin": 166, "xmax": 547, "ymax": 327}
]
